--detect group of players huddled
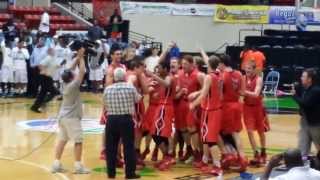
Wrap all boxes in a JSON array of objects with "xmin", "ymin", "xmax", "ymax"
[{"xmin": 99, "ymin": 42, "xmax": 270, "ymax": 177}]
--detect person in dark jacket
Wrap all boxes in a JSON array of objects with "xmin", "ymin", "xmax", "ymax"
[
  {"xmin": 87, "ymin": 20, "xmax": 103, "ymax": 42},
  {"xmin": 293, "ymin": 68, "xmax": 320, "ymax": 157}
]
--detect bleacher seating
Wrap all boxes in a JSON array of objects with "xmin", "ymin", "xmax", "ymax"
[
  {"xmin": 2, "ymin": 5, "xmax": 88, "ymax": 33},
  {"xmin": 8, "ymin": 5, "xmax": 60, "ymax": 17},
  {"xmin": 245, "ymin": 36, "xmax": 320, "ymax": 48},
  {"xmin": 25, "ymin": 15, "xmax": 75, "ymax": 28},
  {"xmin": 0, "ymin": 13, "xmax": 10, "ymax": 21},
  {"xmin": 50, "ymin": 23, "xmax": 88, "ymax": 31},
  {"xmin": 264, "ymin": 29, "xmax": 320, "ymax": 39}
]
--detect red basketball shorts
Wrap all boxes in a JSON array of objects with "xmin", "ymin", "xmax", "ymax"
[
  {"xmin": 222, "ymin": 102, "xmax": 243, "ymax": 134},
  {"xmin": 243, "ymin": 103, "xmax": 265, "ymax": 133},
  {"xmin": 200, "ymin": 108, "xmax": 222, "ymax": 143}
]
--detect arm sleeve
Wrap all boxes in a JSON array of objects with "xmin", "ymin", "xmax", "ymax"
[
  {"xmin": 23, "ymin": 49, "xmax": 30, "ymax": 60},
  {"xmin": 293, "ymin": 88, "xmax": 320, "ymax": 108}
]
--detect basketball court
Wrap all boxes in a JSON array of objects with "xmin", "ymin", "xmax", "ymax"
[{"xmin": 0, "ymin": 94, "xmax": 304, "ymax": 179}]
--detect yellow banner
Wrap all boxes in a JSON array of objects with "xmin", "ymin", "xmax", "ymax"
[{"xmin": 214, "ymin": 5, "xmax": 269, "ymax": 24}]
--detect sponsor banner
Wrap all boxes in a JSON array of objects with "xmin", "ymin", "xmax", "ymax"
[
  {"xmin": 269, "ymin": 6, "xmax": 320, "ymax": 25},
  {"xmin": 16, "ymin": 118, "xmax": 104, "ymax": 134},
  {"xmin": 120, "ymin": 1, "xmax": 172, "ymax": 15},
  {"xmin": 171, "ymin": 4, "xmax": 215, "ymax": 16},
  {"xmin": 214, "ymin": 5, "xmax": 269, "ymax": 24}
]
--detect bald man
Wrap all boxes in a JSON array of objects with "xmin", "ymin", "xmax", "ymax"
[{"xmin": 103, "ymin": 68, "xmax": 141, "ymax": 179}]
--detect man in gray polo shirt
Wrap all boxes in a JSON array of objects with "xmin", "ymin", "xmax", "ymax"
[{"xmin": 51, "ymin": 47, "xmax": 90, "ymax": 174}]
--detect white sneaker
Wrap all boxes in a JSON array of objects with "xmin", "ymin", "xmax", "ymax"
[
  {"xmin": 74, "ymin": 164, "xmax": 91, "ymax": 174},
  {"xmin": 51, "ymin": 163, "xmax": 67, "ymax": 173},
  {"xmin": 184, "ymin": 156, "xmax": 194, "ymax": 164}
]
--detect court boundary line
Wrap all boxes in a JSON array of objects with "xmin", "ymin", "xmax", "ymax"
[{"xmin": 0, "ymin": 156, "xmax": 70, "ymax": 180}]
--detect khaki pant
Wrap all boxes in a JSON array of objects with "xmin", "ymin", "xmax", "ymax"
[{"xmin": 58, "ymin": 118, "xmax": 83, "ymax": 143}]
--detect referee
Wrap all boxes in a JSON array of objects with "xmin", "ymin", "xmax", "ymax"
[{"xmin": 103, "ymin": 67, "xmax": 141, "ymax": 179}]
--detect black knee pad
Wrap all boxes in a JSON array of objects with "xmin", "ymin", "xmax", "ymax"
[
  {"xmin": 152, "ymin": 135, "xmax": 169, "ymax": 146},
  {"xmin": 205, "ymin": 142, "xmax": 217, "ymax": 148}
]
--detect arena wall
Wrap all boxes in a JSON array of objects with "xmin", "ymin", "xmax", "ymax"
[{"xmin": 123, "ymin": 14, "xmax": 320, "ymax": 52}]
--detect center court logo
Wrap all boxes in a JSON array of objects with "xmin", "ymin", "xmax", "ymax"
[{"xmin": 16, "ymin": 118, "xmax": 104, "ymax": 134}]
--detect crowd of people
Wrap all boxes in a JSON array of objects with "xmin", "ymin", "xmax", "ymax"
[
  {"xmin": 66, "ymin": 41, "xmax": 272, "ymax": 179},
  {"xmin": 1, "ymin": 10, "xmax": 320, "ymax": 180}
]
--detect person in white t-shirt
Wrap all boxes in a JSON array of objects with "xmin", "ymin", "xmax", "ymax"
[
  {"xmin": 12, "ymin": 40, "xmax": 30, "ymax": 95},
  {"xmin": 88, "ymin": 40, "xmax": 104, "ymax": 92},
  {"xmin": 1, "ymin": 40, "xmax": 14, "ymax": 97},
  {"xmin": 261, "ymin": 149, "xmax": 320, "ymax": 180},
  {"xmin": 39, "ymin": 11, "xmax": 50, "ymax": 34},
  {"xmin": 144, "ymin": 47, "xmax": 160, "ymax": 72},
  {"xmin": 101, "ymin": 40, "xmax": 110, "ymax": 72},
  {"xmin": 54, "ymin": 36, "xmax": 72, "ymax": 89}
]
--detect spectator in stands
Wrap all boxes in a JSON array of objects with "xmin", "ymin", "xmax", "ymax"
[
  {"xmin": 39, "ymin": 10, "xmax": 50, "ymax": 35},
  {"xmin": 292, "ymin": 68, "xmax": 320, "ymax": 158},
  {"xmin": 144, "ymin": 47, "xmax": 160, "ymax": 72},
  {"xmin": 296, "ymin": 12, "xmax": 307, "ymax": 32},
  {"xmin": 109, "ymin": 9, "xmax": 123, "ymax": 41},
  {"xmin": 109, "ymin": 9, "xmax": 122, "ymax": 26},
  {"xmin": 88, "ymin": 20, "xmax": 104, "ymax": 42},
  {"xmin": 169, "ymin": 42, "xmax": 180, "ymax": 60},
  {"xmin": 261, "ymin": 149, "xmax": 320, "ymax": 180},
  {"xmin": 2, "ymin": 18, "xmax": 19, "ymax": 47}
]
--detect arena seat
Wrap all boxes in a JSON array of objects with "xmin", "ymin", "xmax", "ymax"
[
  {"xmin": 0, "ymin": 13, "xmax": 10, "ymax": 21},
  {"xmin": 50, "ymin": 23, "xmax": 88, "ymax": 33},
  {"xmin": 6, "ymin": 5, "xmax": 88, "ymax": 33},
  {"xmin": 25, "ymin": 14, "xmax": 75, "ymax": 28},
  {"xmin": 9, "ymin": 5, "xmax": 60, "ymax": 17}
]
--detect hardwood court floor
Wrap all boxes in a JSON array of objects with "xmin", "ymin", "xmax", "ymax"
[{"xmin": 0, "ymin": 93, "xmax": 306, "ymax": 180}]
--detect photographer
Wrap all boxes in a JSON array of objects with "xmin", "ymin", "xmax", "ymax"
[
  {"xmin": 51, "ymin": 47, "xmax": 90, "ymax": 174},
  {"xmin": 292, "ymin": 68, "xmax": 320, "ymax": 157},
  {"xmin": 261, "ymin": 149, "xmax": 320, "ymax": 180}
]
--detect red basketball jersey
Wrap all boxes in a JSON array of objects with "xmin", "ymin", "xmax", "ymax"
[
  {"xmin": 178, "ymin": 68, "xmax": 201, "ymax": 99},
  {"xmin": 158, "ymin": 76, "xmax": 176, "ymax": 105},
  {"xmin": 223, "ymin": 70, "xmax": 242, "ymax": 103},
  {"xmin": 107, "ymin": 63, "xmax": 126, "ymax": 84},
  {"xmin": 201, "ymin": 72, "xmax": 223, "ymax": 110},
  {"xmin": 244, "ymin": 75, "xmax": 262, "ymax": 105}
]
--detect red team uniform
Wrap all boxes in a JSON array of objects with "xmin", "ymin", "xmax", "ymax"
[
  {"xmin": 150, "ymin": 76, "xmax": 176, "ymax": 138},
  {"xmin": 176, "ymin": 69, "xmax": 202, "ymax": 129},
  {"xmin": 221, "ymin": 70, "xmax": 243, "ymax": 134},
  {"xmin": 243, "ymin": 75, "xmax": 265, "ymax": 133},
  {"xmin": 126, "ymin": 71, "xmax": 146, "ymax": 135},
  {"xmin": 142, "ymin": 79, "xmax": 160, "ymax": 133},
  {"xmin": 200, "ymin": 72, "xmax": 223, "ymax": 143}
]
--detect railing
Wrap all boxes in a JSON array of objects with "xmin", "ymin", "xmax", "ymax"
[
  {"xmin": 238, "ymin": 26, "xmax": 264, "ymax": 45},
  {"xmin": 129, "ymin": 31, "xmax": 155, "ymax": 43},
  {"xmin": 53, "ymin": 0, "xmax": 93, "ymax": 21},
  {"xmin": 129, "ymin": 31, "xmax": 162, "ymax": 51}
]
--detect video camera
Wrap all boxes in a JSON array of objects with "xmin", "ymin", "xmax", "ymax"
[{"xmin": 69, "ymin": 39, "xmax": 98, "ymax": 56}]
